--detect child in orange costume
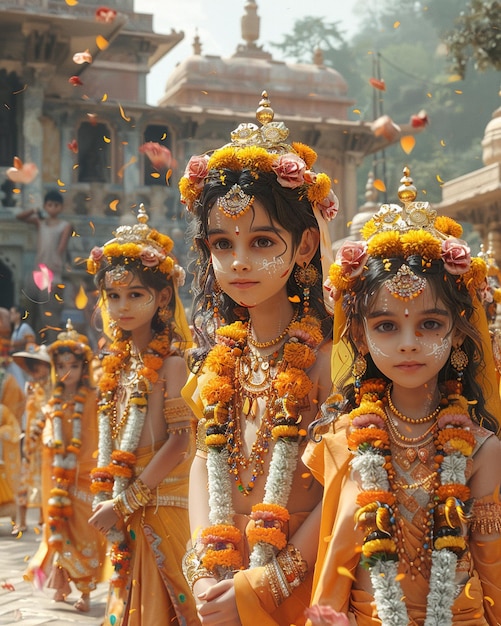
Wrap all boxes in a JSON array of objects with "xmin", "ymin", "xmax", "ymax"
[
  {"xmin": 25, "ymin": 321, "xmax": 107, "ymax": 613},
  {"xmin": 306, "ymin": 169, "xmax": 501, "ymax": 625},
  {"xmin": 87, "ymin": 206, "xmax": 199, "ymax": 626}
]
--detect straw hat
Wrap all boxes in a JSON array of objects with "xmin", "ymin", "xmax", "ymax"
[{"xmin": 12, "ymin": 343, "xmax": 51, "ymax": 372}]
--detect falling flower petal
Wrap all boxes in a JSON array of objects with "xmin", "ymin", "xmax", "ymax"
[
  {"xmin": 165, "ymin": 169, "xmax": 172, "ymax": 184},
  {"xmin": 337, "ymin": 566, "xmax": 357, "ymax": 581},
  {"xmin": 69, "ymin": 75, "xmax": 83, "ymax": 86},
  {"xmin": 119, "ymin": 104, "xmax": 131, "ymax": 122},
  {"xmin": 139, "ymin": 142, "xmax": 177, "ymax": 170},
  {"xmin": 160, "ymin": 132, "xmax": 167, "ymax": 140},
  {"xmin": 67, "ymin": 139, "xmax": 78, "ymax": 153},
  {"xmin": 371, "ymin": 115, "xmax": 400, "ymax": 142},
  {"xmin": 369, "ymin": 77, "xmax": 386, "ymax": 91},
  {"xmin": 103, "ymin": 136, "xmax": 111, "ymax": 143},
  {"xmin": 7, "ymin": 158, "xmax": 39, "ymax": 184},
  {"xmin": 65, "ymin": 0, "xmax": 78, "ymax": 5},
  {"xmin": 400, "ymin": 135, "xmax": 415, "ymax": 154},
  {"xmin": 73, "ymin": 49, "xmax": 92, "ymax": 64},
  {"xmin": 95, "ymin": 6, "xmax": 117, "ymax": 23},
  {"xmin": 101, "ymin": 93, "xmax": 108, "ymax": 102},
  {"xmin": 436, "ymin": 174, "xmax": 444, "ymax": 184},
  {"xmin": 374, "ymin": 178, "xmax": 386, "ymax": 192},
  {"xmin": 96, "ymin": 35, "xmax": 109, "ymax": 51},
  {"xmin": 75, "ymin": 285, "xmax": 88, "ymax": 310},
  {"xmin": 410, "ymin": 109, "xmax": 428, "ymax": 128},
  {"xmin": 109, "ymin": 198, "xmax": 119, "ymax": 211},
  {"xmin": 33, "ymin": 264, "xmax": 54, "ymax": 292},
  {"xmin": 57, "ymin": 179, "xmax": 65, "ymax": 187}
]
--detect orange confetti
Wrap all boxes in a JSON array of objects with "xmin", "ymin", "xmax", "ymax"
[
  {"xmin": 75, "ymin": 285, "xmax": 88, "ymax": 310},
  {"xmin": 393, "ymin": 21, "xmax": 400, "ymax": 28},
  {"xmin": 337, "ymin": 566, "xmax": 356, "ymax": 581},
  {"xmin": 448, "ymin": 74, "xmax": 462, "ymax": 82},
  {"xmin": 96, "ymin": 35, "xmax": 109, "ymax": 51},
  {"xmin": 454, "ymin": 90, "xmax": 463, "ymax": 95},
  {"xmin": 298, "ymin": 429, "xmax": 307, "ymax": 437},
  {"xmin": 166, "ymin": 168, "xmax": 172, "ymax": 184},
  {"xmin": 352, "ymin": 109, "xmax": 361, "ymax": 115},
  {"xmin": 119, "ymin": 104, "xmax": 131, "ymax": 122},
  {"xmin": 57, "ymin": 179, "xmax": 65, "ymax": 186},
  {"xmin": 160, "ymin": 132, "xmax": 167, "ymax": 140},
  {"xmin": 65, "ymin": 0, "xmax": 78, "ymax": 4},
  {"xmin": 465, "ymin": 582, "xmax": 475, "ymax": 599},
  {"xmin": 103, "ymin": 136, "xmax": 111, "ymax": 144},
  {"xmin": 89, "ymin": 221, "xmax": 96, "ymax": 233},
  {"xmin": 101, "ymin": 93, "xmax": 108, "ymax": 102},
  {"xmin": 301, "ymin": 472, "xmax": 311, "ymax": 479},
  {"xmin": 109, "ymin": 199, "xmax": 119, "ymax": 211},
  {"xmin": 150, "ymin": 172, "xmax": 160, "ymax": 179},
  {"xmin": 395, "ymin": 573, "xmax": 406, "ymax": 582},
  {"xmin": 373, "ymin": 179, "xmax": 386, "ymax": 192},
  {"xmin": 436, "ymin": 174, "xmax": 444, "ymax": 184},
  {"xmin": 485, "ymin": 596, "xmax": 495, "ymax": 606},
  {"xmin": 288, "ymin": 295, "xmax": 301, "ymax": 303},
  {"xmin": 55, "ymin": 294, "xmax": 64, "ymax": 302},
  {"xmin": 440, "ymin": 139, "xmax": 446, "ymax": 147},
  {"xmin": 400, "ymin": 135, "xmax": 415, "ymax": 155}
]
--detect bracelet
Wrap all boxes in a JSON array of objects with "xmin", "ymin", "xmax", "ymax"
[
  {"xmin": 182, "ymin": 547, "xmax": 213, "ymax": 593},
  {"xmin": 113, "ymin": 477, "xmax": 153, "ymax": 520},
  {"xmin": 265, "ymin": 557, "xmax": 291, "ymax": 608},
  {"xmin": 276, "ymin": 543, "xmax": 308, "ymax": 590}
]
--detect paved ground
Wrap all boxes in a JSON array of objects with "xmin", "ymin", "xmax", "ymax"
[{"xmin": 0, "ymin": 509, "xmax": 108, "ymax": 626}]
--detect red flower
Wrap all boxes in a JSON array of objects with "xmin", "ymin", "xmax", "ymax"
[
  {"xmin": 441, "ymin": 239, "xmax": 471, "ymax": 275},
  {"xmin": 410, "ymin": 109, "xmax": 429, "ymax": 128},
  {"xmin": 316, "ymin": 189, "xmax": 339, "ymax": 221},
  {"xmin": 369, "ymin": 77, "xmax": 386, "ymax": 91},
  {"xmin": 95, "ymin": 6, "xmax": 117, "ymax": 23},
  {"xmin": 271, "ymin": 153, "xmax": 306, "ymax": 188},
  {"xmin": 69, "ymin": 76, "xmax": 83, "ymax": 87},
  {"xmin": 67, "ymin": 139, "xmax": 78, "ymax": 154}
]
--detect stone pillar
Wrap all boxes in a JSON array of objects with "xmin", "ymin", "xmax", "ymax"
[{"xmin": 21, "ymin": 74, "xmax": 44, "ymax": 211}]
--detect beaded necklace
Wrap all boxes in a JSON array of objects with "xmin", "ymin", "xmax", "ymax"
[
  {"xmin": 199, "ymin": 313, "xmax": 323, "ymax": 576},
  {"xmin": 348, "ymin": 378, "xmax": 476, "ymax": 626},
  {"xmin": 47, "ymin": 383, "xmax": 88, "ymax": 552}
]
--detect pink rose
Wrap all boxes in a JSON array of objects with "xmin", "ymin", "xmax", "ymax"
[
  {"xmin": 304, "ymin": 170, "xmax": 317, "ymax": 185},
  {"xmin": 139, "ymin": 246, "xmax": 163, "ymax": 267},
  {"xmin": 317, "ymin": 189, "xmax": 339, "ymax": 221},
  {"xmin": 304, "ymin": 605, "xmax": 350, "ymax": 626},
  {"xmin": 441, "ymin": 238, "xmax": 471, "ymax": 275},
  {"xmin": 272, "ymin": 153, "xmax": 306, "ymax": 188},
  {"xmin": 90, "ymin": 246, "xmax": 104, "ymax": 262},
  {"xmin": 184, "ymin": 154, "xmax": 210, "ymax": 184},
  {"xmin": 336, "ymin": 241, "xmax": 368, "ymax": 278}
]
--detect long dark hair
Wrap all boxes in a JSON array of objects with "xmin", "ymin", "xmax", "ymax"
[{"xmin": 187, "ymin": 167, "xmax": 332, "ymax": 367}]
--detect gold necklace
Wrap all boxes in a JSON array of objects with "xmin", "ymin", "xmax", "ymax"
[
  {"xmin": 248, "ymin": 309, "xmax": 298, "ymax": 348},
  {"xmin": 386, "ymin": 384, "xmax": 441, "ymax": 424},
  {"xmin": 384, "ymin": 408, "xmax": 437, "ymax": 446}
]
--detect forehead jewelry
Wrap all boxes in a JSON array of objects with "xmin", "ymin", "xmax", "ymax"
[
  {"xmin": 105, "ymin": 265, "xmax": 130, "ymax": 288},
  {"xmin": 385, "ymin": 264, "xmax": 426, "ymax": 301},
  {"xmin": 217, "ymin": 184, "xmax": 254, "ymax": 219},
  {"xmin": 235, "ymin": 225, "xmax": 240, "ymax": 235}
]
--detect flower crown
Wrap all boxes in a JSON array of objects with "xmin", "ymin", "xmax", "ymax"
[
  {"xmin": 178, "ymin": 91, "xmax": 338, "ymax": 221},
  {"xmin": 86, "ymin": 204, "xmax": 178, "ymax": 280},
  {"xmin": 49, "ymin": 319, "xmax": 93, "ymax": 362},
  {"xmin": 327, "ymin": 167, "xmax": 492, "ymax": 302}
]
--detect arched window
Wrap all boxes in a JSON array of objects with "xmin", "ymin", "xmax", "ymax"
[
  {"xmin": 0, "ymin": 70, "xmax": 20, "ymax": 168},
  {"xmin": 142, "ymin": 124, "xmax": 174, "ymax": 186},
  {"xmin": 77, "ymin": 122, "xmax": 111, "ymax": 183}
]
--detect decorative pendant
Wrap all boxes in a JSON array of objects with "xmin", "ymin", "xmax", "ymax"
[
  {"xmin": 406, "ymin": 448, "xmax": 417, "ymax": 463},
  {"xmin": 418, "ymin": 448, "xmax": 428, "ymax": 463}
]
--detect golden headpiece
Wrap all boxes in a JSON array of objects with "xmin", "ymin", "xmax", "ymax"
[
  {"xmin": 178, "ymin": 91, "xmax": 338, "ymax": 221},
  {"xmin": 49, "ymin": 319, "xmax": 93, "ymax": 362},
  {"xmin": 327, "ymin": 167, "xmax": 491, "ymax": 304},
  {"xmin": 86, "ymin": 204, "xmax": 178, "ymax": 279}
]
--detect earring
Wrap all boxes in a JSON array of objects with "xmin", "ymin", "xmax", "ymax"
[
  {"xmin": 450, "ymin": 345, "xmax": 468, "ymax": 392},
  {"xmin": 108, "ymin": 318, "xmax": 119, "ymax": 339},
  {"xmin": 158, "ymin": 307, "xmax": 171, "ymax": 324},
  {"xmin": 352, "ymin": 352, "xmax": 367, "ymax": 405},
  {"xmin": 294, "ymin": 263, "xmax": 319, "ymax": 315},
  {"xmin": 211, "ymin": 278, "xmax": 223, "ymax": 320}
]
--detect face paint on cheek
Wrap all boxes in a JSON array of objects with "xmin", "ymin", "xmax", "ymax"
[
  {"xmin": 362, "ymin": 319, "xmax": 390, "ymax": 358},
  {"xmin": 423, "ymin": 336, "xmax": 451, "ymax": 360},
  {"xmin": 257, "ymin": 256, "xmax": 286, "ymax": 276}
]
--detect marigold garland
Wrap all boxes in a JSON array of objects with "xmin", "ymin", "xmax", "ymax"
[{"xmin": 346, "ymin": 378, "xmax": 476, "ymax": 626}]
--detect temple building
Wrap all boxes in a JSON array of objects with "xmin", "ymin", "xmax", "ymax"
[{"xmin": 0, "ymin": 0, "xmax": 414, "ymax": 335}]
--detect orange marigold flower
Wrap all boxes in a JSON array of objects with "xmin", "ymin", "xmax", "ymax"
[
  {"xmin": 247, "ymin": 526, "xmax": 287, "ymax": 550},
  {"xmin": 205, "ymin": 344, "xmax": 235, "ymax": 375},
  {"xmin": 307, "ymin": 172, "xmax": 332, "ymax": 203},
  {"xmin": 292, "ymin": 142, "xmax": 317, "ymax": 168},
  {"xmin": 361, "ymin": 219, "xmax": 378, "ymax": 240},
  {"xmin": 216, "ymin": 321, "xmax": 248, "ymax": 343},
  {"xmin": 436, "ymin": 483, "xmax": 470, "ymax": 502},
  {"xmin": 273, "ymin": 368, "xmax": 312, "ymax": 399},
  {"xmin": 283, "ymin": 342, "xmax": 315, "ymax": 369},
  {"xmin": 434, "ymin": 215, "xmax": 463, "ymax": 238},
  {"xmin": 356, "ymin": 490, "xmax": 396, "ymax": 507},
  {"xmin": 361, "ymin": 538, "xmax": 396, "ymax": 557},
  {"xmin": 202, "ymin": 548, "xmax": 243, "ymax": 571},
  {"xmin": 367, "ymin": 231, "xmax": 403, "ymax": 258},
  {"xmin": 201, "ymin": 376, "xmax": 234, "ymax": 405},
  {"xmin": 347, "ymin": 427, "xmax": 389, "ymax": 449},
  {"xmin": 401, "ymin": 229, "xmax": 442, "ymax": 260},
  {"xmin": 251, "ymin": 503, "xmax": 290, "ymax": 523}
]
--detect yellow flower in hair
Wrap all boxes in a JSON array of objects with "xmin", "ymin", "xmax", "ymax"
[
  {"xmin": 307, "ymin": 172, "xmax": 332, "ymax": 203},
  {"xmin": 328, "ymin": 263, "xmax": 353, "ymax": 290},
  {"xmin": 216, "ymin": 321, "xmax": 247, "ymax": 343},
  {"xmin": 401, "ymin": 229, "xmax": 442, "ymax": 259},
  {"xmin": 179, "ymin": 176, "xmax": 202, "ymax": 206},
  {"xmin": 292, "ymin": 142, "xmax": 318, "ymax": 168},
  {"xmin": 463, "ymin": 257, "xmax": 488, "ymax": 293},
  {"xmin": 434, "ymin": 215, "xmax": 463, "ymax": 238},
  {"xmin": 361, "ymin": 219, "xmax": 378, "ymax": 240},
  {"xmin": 367, "ymin": 231, "xmax": 403, "ymax": 258},
  {"xmin": 149, "ymin": 230, "xmax": 174, "ymax": 254}
]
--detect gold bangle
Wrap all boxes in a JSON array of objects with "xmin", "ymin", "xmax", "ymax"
[{"xmin": 182, "ymin": 547, "xmax": 213, "ymax": 593}]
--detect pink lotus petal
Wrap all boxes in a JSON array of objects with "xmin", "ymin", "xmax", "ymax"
[
  {"xmin": 33, "ymin": 264, "xmax": 54, "ymax": 293},
  {"xmin": 6, "ymin": 162, "xmax": 39, "ymax": 184}
]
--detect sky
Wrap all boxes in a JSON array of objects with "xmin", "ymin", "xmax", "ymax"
[{"xmin": 134, "ymin": 0, "xmax": 362, "ymax": 105}]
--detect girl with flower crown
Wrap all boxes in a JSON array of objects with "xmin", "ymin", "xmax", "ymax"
[
  {"xmin": 180, "ymin": 93, "xmax": 336, "ymax": 626},
  {"xmin": 25, "ymin": 321, "xmax": 107, "ymax": 613},
  {"xmin": 87, "ymin": 206, "xmax": 199, "ymax": 626},
  {"xmin": 305, "ymin": 169, "xmax": 501, "ymax": 626}
]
